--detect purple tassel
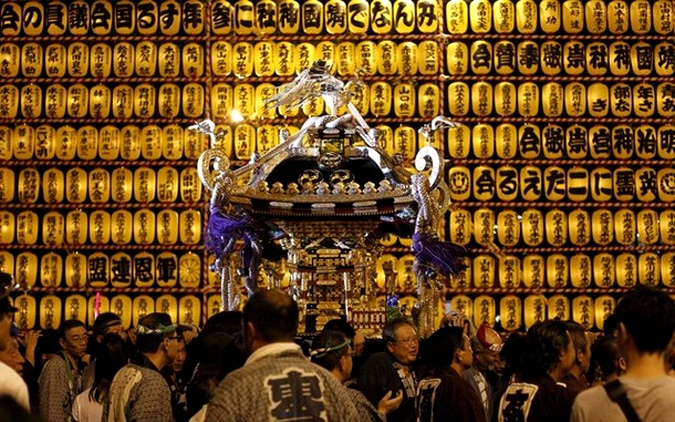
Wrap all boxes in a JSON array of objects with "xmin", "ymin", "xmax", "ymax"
[
  {"xmin": 204, "ymin": 208, "xmax": 254, "ymax": 257},
  {"xmin": 413, "ymin": 233, "xmax": 469, "ymax": 276}
]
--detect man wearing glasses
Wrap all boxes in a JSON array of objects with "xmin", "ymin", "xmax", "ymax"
[
  {"xmin": 39, "ymin": 319, "xmax": 88, "ymax": 421},
  {"xmin": 358, "ymin": 317, "xmax": 420, "ymax": 422},
  {"xmin": 310, "ymin": 329, "xmax": 403, "ymax": 421},
  {"xmin": 103, "ymin": 312, "xmax": 181, "ymax": 422},
  {"xmin": 0, "ymin": 271, "xmax": 30, "ymax": 413}
]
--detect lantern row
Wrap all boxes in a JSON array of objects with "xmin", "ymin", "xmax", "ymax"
[
  {"xmin": 446, "ymin": 293, "xmax": 615, "ymax": 331},
  {"xmin": 0, "ymin": 125, "xmax": 207, "ymax": 161},
  {"xmin": 8, "ymin": 292, "xmax": 206, "ymax": 330},
  {"xmin": 0, "ymin": 121, "xmax": 438, "ymax": 163},
  {"xmin": 449, "ymin": 207, "xmax": 675, "ymax": 248},
  {"xmin": 0, "ymin": 41, "xmax": 207, "ymax": 79},
  {"xmin": 1, "ymin": 0, "xmax": 672, "ymax": 38},
  {"xmin": 447, "ymin": 80, "xmax": 675, "ymax": 118},
  {"xmin": 5, "ymin": 38, "xmax": 673, "ymax": 82},
  {"xmin": 0, "ymin": 83, "xmax": 207, "ymax": 119},
  {"xmin": 0, "ymin": 208, "xmax": 202, "ymax": 246},
  {"xmin": 2, "ymin": 79, "xmax": 673, "ymax": 121},
  {"xmin": 0, "ymin": 121, "xmax": 434, "ymax": 168},
  {"xmin": 451, "ymin": 252, "xmax": 675, "ymax": 293},
  {"xmin": 0, "ymin": 40, "xmax": 441, "ymax": 79},
  {"xmin": 446, "ymin": 123, "xmax": 674, "ymax": 161},
  {"xmin": 448, "ymin": 165, "xmax": 675, "ymax": 204},
  {"xmin": 0, "ymin": 166, "xmax": 203, "ymax": 205},
  {"xmin": 0, "ymin": 250, "xmax": 203, "ymax": 289},
  {"xmin": 213, "ymin": 80, "xmax": 675, "ymax": 120}
]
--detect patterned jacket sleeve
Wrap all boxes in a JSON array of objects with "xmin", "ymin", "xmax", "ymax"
[
  {"xmin": 347, "ymin": 388, "xmax": 385, "ymax": 422},
  {"xmin": 326, "ymin": 382, "xmax": 373, "ymax": 422},
  {"xmin": 38, "ymin": 357, "xmax": 70, "ymax": 422},
  {"xmin": 205, "ymin": 374, "xmax": 241, "ymax": 422}
]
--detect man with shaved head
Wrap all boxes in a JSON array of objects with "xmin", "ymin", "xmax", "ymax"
[
  {"xmin": 463, "ymin": 323, "xmax": 503, "ymax": 422},
  {"xmin": 206, "ymin": 289, "xmax": 359, "ymax": 421}
]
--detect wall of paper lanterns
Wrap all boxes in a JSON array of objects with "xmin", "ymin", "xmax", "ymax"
[{"xmin": 0, "ymin": 0, "xmax": 673, "ymax": 332}]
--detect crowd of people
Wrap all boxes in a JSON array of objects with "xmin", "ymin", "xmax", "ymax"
[{"xmin": 1, "ymin": 271, "xmax": 674, "ymax": 421}]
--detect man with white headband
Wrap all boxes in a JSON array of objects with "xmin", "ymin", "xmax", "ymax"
[{"xmin": 102, "ymin": 312, "xmax": 181, "ymax": 422}]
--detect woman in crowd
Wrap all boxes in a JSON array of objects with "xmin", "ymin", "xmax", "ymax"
[{"xmin": 71, "ymin": 334, "xmax": 129, "ymax": 422}]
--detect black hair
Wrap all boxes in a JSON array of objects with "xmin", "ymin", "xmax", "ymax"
[
  {"xmin": 202, "ymin": 311, "xmax": 242, "ymax": 337},
  {"xmin": 90, "ymin": 334, "xmax": 130, "ymax": 403},
  {"xmin": 322, "ymin": 319, "xmax": 356, "ymax": 339},
  {"xmin": 603, "ymin": 314, "xmax": 619, "ymax": 336},
  {"xmin": 500, "ymin": 332, "xmax": 526, "ymax": 373},
  {"xmin": 565, "ymin": 321, "xmax": 588, "ymax": 352},
  {"xmin": 588, "ymin": 335, "xmax": 620, "ymax": 383},
  {"xmin": 382, "ymin": 316, "xmax": 414, "ymax": 343},
  {"xmin": 196, "ymin": 331, "xmax": 232, "ymax": 366},
  {"xmin": 218, "ymin": 331, "xmax": 247, "ymax": 379},
  {"xmin": 421, "ymin": 326, "xmax": 465, "ymax": 370},
  {"xmin": 93, "ymin": 312, "xmax": 122, "ymax": 336},
  {"xmin": 59, "ymin": 319, "xmax": 85, "ymax": 339},
  {"xmin": 87, "ymin": 312, "xmax": 124, "ymax": 356},
  {"xmin": 176, "ymin": 324, "xmax": 194, "ymax": 339},
  {"xmin": 615, "ymin": 286, "xmax": 675, "ymax": 354},
  {"xmin": 34, "ymin": 329, "xmax": 60, "ymax": 375},
  {"xmin": 310, "ymin": 330, "xmax": 350, "ymax": 372},
  {"xmin": 135, "ymin": 313, "xmax": 174, "ymax": 354},
  {"xmin": 521, "ymin": 320, "xmax": 571, "ymax": 377},
  {"xmin": 243, "ymin": 290, "xmax": 298, "ymax": 342},
  {"xmin": 186, "ymin": 363, "xmax": 221, "ymax": 418}
]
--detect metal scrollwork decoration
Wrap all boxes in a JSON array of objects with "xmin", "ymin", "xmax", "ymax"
[{"xmin": 192, "ymin": 61, "xmax": 469, "ymax": 333}]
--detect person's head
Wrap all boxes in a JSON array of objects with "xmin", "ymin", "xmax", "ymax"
[
  {"xmin": 135, "ymin": 313, "xmax": 181, "ymax": 364},
  {"xmin": 242, "ymin": 290, "xmax": 298, "ymax": 353},
  {"xmin": 322, "ymin": 318, "xmax": 361, "ymax": 355},
  {"xmin": 500, "ymin": 332, "xmax": 526, "ymax": 376},
  {"xmin": 59, "ymin": 319, "xmax": 87, "ymax": 360},
  {"xmin": 473, "ymin": 324, "xmax": 503, "ymax": 371},
  {"xmin": 35, "ymin": 329, "xmax": 60, "ymax": 369},
  {"xmin": 603, "ymin": 314, "xmax": 619, "ymax": 336},
  {"xmin": 322, "ymin": 319, "xmax": 356, "ymax": 339},
  {"xmin": 383, "ymin": 317, "xmax": 418, "ymax": 366},
  {"xmin": 614, "ymin": 286, "xmax": 675, "ymax": 356},
  {"xmin": 91, "ymin": 334, "xmax": 130, "ymax": 403},
  {"xmin": 565, "ymin": 321, "xmax": 592, "ymax": 375},
  {"xmin": 0, "ymin": 298, "xmax": 16, "ymax": 352},
  {"xmin": 93, "ymin": 312, "xmax": 126, "ymax": 342},
  {"xmin": 218, "ymin": 332, "xmax": 247, "ymax": 379},
  {"xmin": 521, "ymin": 320, "xmax": 575, "ymax": 381},
  {"xmin": 171, "ymin": 336, "xmax": 187, "ymax": 373},
  {"xmin": 198, "ymin": 331, "xmax": 233, "ymax": 366},
  {"xmin": 423, "ymin": 326, "xmax": 472, "ymax": 371},
  {"xmin": 0, "ymin": 272, "xmax": 18, "ymax": 352},
  {"xmin": 589, "ymin": 335, "xmax": 625, "ymax": 383},
  {"xmin": 310, "ymin": 330, "xmax": 353, "ymax": 382},
  {"xmin": 0, "ymin": 335, "xmax": 24, "ymax": 375},
  {"xmin": 202, "ymin": 311, "xmax": 243, "ymax": 337}
]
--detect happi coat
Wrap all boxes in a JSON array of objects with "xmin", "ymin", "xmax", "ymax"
[{"xmin": 205, "ymin": 343, "xmax": 360, "ymax": 422}]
